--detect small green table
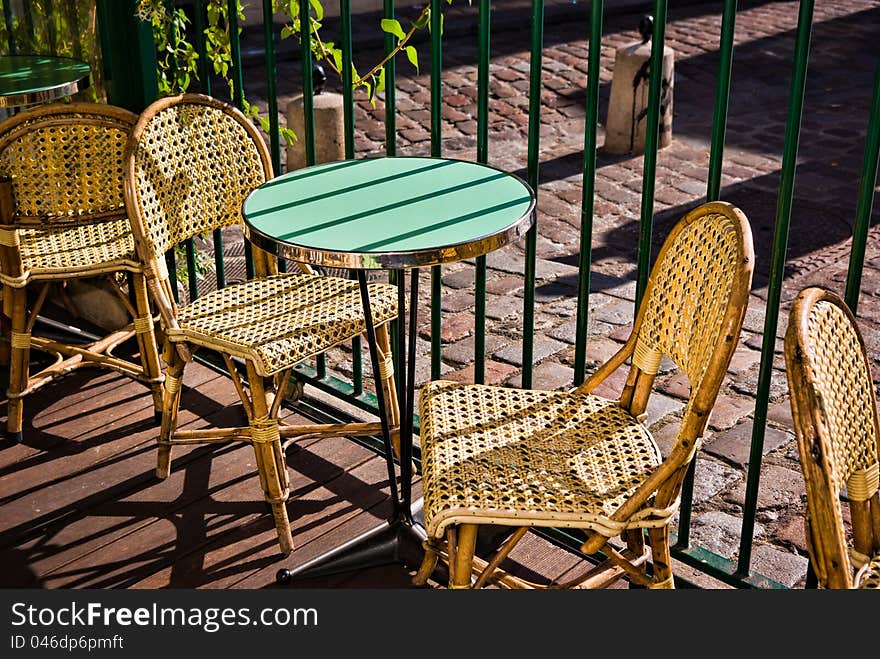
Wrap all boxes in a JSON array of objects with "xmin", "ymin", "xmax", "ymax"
[
  {"xmin": 243, "ymin": 156, "xmax": 536, "ymax": 581},
  {"xmin": 0, "ymin": 55, "xmax": 91, "ymax": 109}
]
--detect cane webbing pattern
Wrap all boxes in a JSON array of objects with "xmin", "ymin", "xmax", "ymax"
[
  {"xmin": 169, "ymin": 273, "xmax": 398, "ymax": 376},
  {"xmin": 0, "ymin": 108, "xmax": 140, "ymax": 284},
  {"xmin": 804, "ymin": 300, "xmax": 880, "ymax": 497},
  {"xmin": 0, "ymin": 118, "xmax": 130, "ymax": 220},
  {"xmin": 2, "ymin": 219, "xmax": 137, "ymax": 285},
  {"xmin": 129, "ymin": 103, "xmax": 267, "ymax": 258},
  {"xmin": 855, "ymin": 556, "xmax": 880, "ymax": 589},
  {"xmin": 637, "ymin": 213, "xmax": 739, "ymax": 392},
  {"xmin": 419, "ymin": 380, "xmax": 663, "ymax": 537}
]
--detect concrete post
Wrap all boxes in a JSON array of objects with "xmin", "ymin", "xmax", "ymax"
[
  {"xmin": 603, "ymin": 40, "xmax": 674, "ymax": 155},
  {"xmin": 285, "ymin": 92, "xmax": 346, "ymax": 171}
]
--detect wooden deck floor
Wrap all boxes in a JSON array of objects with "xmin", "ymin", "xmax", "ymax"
[{"xmin": 0, "ymin": 338, "xmax": 595, "ymax": 590}]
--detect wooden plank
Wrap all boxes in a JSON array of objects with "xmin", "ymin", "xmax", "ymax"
[
  {"xmin": 123, "ymin": 447, "xmax": 392, "ymax": 589},
  {"xmin": 0, "ymin": 359, "xmax": 222, "ymax": 471},
  {"xmin": 0, "ymin": 384, "xmax": 332, "ymax": 584},
  {"xmin": 230, "ymin": 466, "xmax": 417, "ymax": 589},
  {"xmin": 0, "ymin": 369, "xmax": 243, "ymax": 538}
]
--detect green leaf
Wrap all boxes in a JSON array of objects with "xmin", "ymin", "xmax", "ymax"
[
  {"xmin": 405, "ymin": 45, "xmax": 419, "ymax": 72},
  {"xmin": 331, "ymin": 48, "xmax": 343, "ymax": 72},
  {"xmin": 376, "ymin": 67, "xmax": 386, "ymax": 94},
  {"xmin": 413, "ymin": 10, "xmax": 429, "ymax": 30},
  {"xmin": 380, "ymin": 18, "xmax": 406, "ymax": 41},
  {"xmin": 281, "ymin": 127, "xmax": 298, "ymax": 145},
  {"xmin": 310, "ymin": 0, "xmax": 324, "ymax": 21}
]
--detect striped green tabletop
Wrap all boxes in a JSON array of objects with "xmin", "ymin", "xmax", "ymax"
[
  {"xmin": 243, "ymin": 157, "xmax": 535, "ymax": 270},
  {"xmin": 0, "ymin": 55, "xmax": 91, "ymax": 108}
]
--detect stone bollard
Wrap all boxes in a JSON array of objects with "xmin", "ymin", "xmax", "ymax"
[
  {"xmin": 604, "ymin": 20, "xmax": 674, "ymax": 155},
  {"xmin": 285, "ymin": 91, "xmax": 346, "ymax": 171}
]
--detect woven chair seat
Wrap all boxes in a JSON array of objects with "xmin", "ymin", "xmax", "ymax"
[
  {"xmin": 1, "ymin": 216, "xmax": 138, "ymax": 286},
  {"xmin": 419, "ymin": 380, "xmax": 663, "ymax": 538},
  {"xmin": 169, "ymin": 273, "xmax": 398, "ymax": 376}
]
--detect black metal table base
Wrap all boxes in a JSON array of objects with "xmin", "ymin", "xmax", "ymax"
[
  {"xmin": 276, "ymin": 269, "xmax": 426, "ymax": 586},
  {"xmin": 276, "ymin": 502, "xmax": 427, "ymax": 584}
]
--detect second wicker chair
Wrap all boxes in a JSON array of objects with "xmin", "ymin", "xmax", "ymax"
[
  {"xmin": 123, "ymin": 94, "xmax": 400, "ymax": 555},
  {"xmin": 784, "ymin": 287, "xmax": 880, "ymax": 589},
  {"xmin": 413, "ymin": 201, "xmax": 754, "ymax": 588}
]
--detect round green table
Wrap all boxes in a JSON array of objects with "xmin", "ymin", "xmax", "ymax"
[
  {"xmin": 243, "ymin": 156, "xmax": 535, "ymax": 270},
  {"xmin": 243, "ymin": 156, "xmax": 536, "ymax": 582},
  {"xmin": 0, "ymin": 55, "xmax": 91, "ymax": 109}
]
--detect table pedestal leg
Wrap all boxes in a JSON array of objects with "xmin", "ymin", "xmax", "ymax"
[{"xmin": 276, "ymin": 269, "xmax": 426, "ymax": 585}]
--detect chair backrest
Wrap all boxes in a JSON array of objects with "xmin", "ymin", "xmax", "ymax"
[
  {"xmin": 124, "ymin": 92, "xmax": 273, "ymax": 268},
  {"xmin": 784, "ymin": 287, "xmax": 880, "ymax": 588},
  {"xmin": 574, "ymin": 201, "xmax": 752, "ymax": 548},
  {"xmin": 584, "ymin": 201, "xmax": 753, "ymax": 441},
  {"xmin": 0, "ymin": 102, "xmax": 137, "ymax": 225}
]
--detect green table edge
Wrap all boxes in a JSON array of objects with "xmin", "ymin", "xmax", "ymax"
[{"xmin": 0, "ymin": 55, "xmax": 91, "ymax": 108}]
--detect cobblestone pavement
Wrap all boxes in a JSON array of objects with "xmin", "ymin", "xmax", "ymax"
[{"xmin": 237, "ymin": 0, "xmax": 880, "ymax": 587}]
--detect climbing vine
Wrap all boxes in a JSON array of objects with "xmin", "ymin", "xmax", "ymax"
[{"xmin": 135, "ymin": 0, "xmax": 446, "ymax": 145}]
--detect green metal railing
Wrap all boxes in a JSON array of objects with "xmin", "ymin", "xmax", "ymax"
[{"xmin": 69, "ymin": 0, "xmax": 880, "ymax": 588}]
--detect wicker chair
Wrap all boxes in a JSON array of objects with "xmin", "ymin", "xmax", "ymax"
[
  {"xmin": 413, "ymin": 201, "xmax": 754, "ymax": 588},
  {"xmin": 123, "ymin": 93, "xmax": 400, "ymax": 555},
  {"xmin": 784, "ymin": 287, "xmax": 880, "ymax": 589},
  {"xmin": 0, "ymin": 102, "xmax": 165, "ymax": 443}
]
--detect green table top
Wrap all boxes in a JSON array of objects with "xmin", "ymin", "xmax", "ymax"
[
  {"xmin": 0, "ymin": 55, "xmax": 91, "ymax": 108},
  {"xmin": 243, "ymin": 157, "xmax": 536, "ymax": 270}
]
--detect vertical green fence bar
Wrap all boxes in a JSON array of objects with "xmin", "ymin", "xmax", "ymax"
[
  {"xmin": 262, "ymin": 0, "xmax": 281, "ymax": 176},
  {"xmin": 706, "ymin": 0, "xmax": 737, "ymax": 203},
  {"xmin": 193, "ymin": 0, "xmax": 212, "ymax": 95},
  {"xmin": 227, "ymin": 0, "xmax": 245, "ymax": 109},
  {"xmin": 227, "ymin": 0, "xmax": 255, "ymax": 281},
  {"xmin": 738, "ymin": 0, "xmax": 815, "ymax": 579},
  {"xmin": 429, "ymin": 0, "xmax": 443, "ymax": 381},
  {"xmin": 2, "ymin": 1, "xmax": 16, "ymax": 54},
  {"xmin": 474, "ymin": 0, "xmax": 491, "ymax": 384},
  {"xmin": 573, "ymin": 0, "xmax": 603, "ymax": 387},
  {"xmin": 165, "ymin": 0, "xmax": 200, "ymax": 298},
  {"xmin": 298, "ymin": 0, "xmax": 322, "ymax": 378},
  {"xmin": 384, "ymin": 0, "xmax": 400, "ymax": 392},
  {"xmin": 845, "ymin": 54, "xmax": 880, "ymax": 313},
  {"xmin": 675, "ymin": 0, "xmax": 738, "ymax": 551},
  {"xmin": 340, "ymin": 0, "xmax": 363, "ymax": 395},
  {"xmin": 634, "ymin": 0, "xmax": 667, "ymax": 308},
  {"xmin": 383, "ymin": 0, "xmax": 397, "ymax": 156},
  {"xmin": 193, "ymin": 0, "xmax": 227, "ymax": 287},
  {"xmin": 520, "ymin": 0, "xmax": 544, "ymax": 389}
]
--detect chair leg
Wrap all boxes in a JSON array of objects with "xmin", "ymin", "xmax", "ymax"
[
  {"xmin": 246, "ymin": 361, "xmax": 293, "ymax": 555},
  {"xmin": 131, "ymin": 272, "xmax": 164, "ymax": 421},
  {"xmin": 157, "ymin": 354, "xmax": 185, "ymax": 480},
  {"xmin": 5, "ymin": 287, "xmax": 28, "ymax": 442},
  {"xmin": 374, "ymin": 322, "xmax": 401, "ymax": 458},
  {"xmin": 646, "ymin": 526, "xmax": 675, "ymax": 589},
  {"xmin": 413, "ymin": 538, "xmax": 442, "ymax": 586},
  {"xmin": 450, "ymin": 524, "xmax": 478, "ymax": 589}
]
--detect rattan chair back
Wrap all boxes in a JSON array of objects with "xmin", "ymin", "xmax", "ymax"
[
  {"xmin": 579, "ymin": 202, "xmax": 753, "ymax": 461},
  {"xmin": 0, "ymin": 102, "xmax": 133, "ymax": 222},
  {"xmin": 0, "ymin": 102, "xmax": 165, "ymax": 442},
  {"xmin": 784, "ymin": 287, "xmax": 880, "ymax": 588},
  {"xmin": 125, "ymin": 93, "xmax": 271, "ymax": 260}
]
